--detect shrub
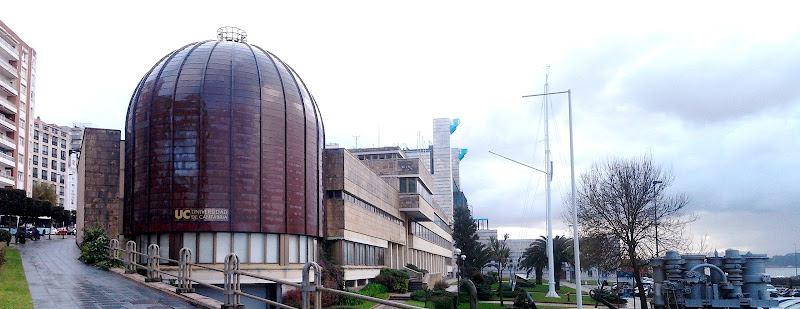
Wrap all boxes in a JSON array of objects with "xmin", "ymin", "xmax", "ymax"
[
  {"xmin": 406, "ymin": 263, "xmax": 429, "ymax": 274},
  {"xmin": 430, "ymin": 296, "xmax": 453, "ymax": 309},
  {"xmin": 78, "ymin": 226, "xmax": 121, "ymax": 270},
  {"xmin": 282, "ymin": 289, "xmax": 339, "ymax": 308},
  {"xmin": 0, "ymin": 229, "xmax": 10, "ymax": 243},
  {"xmin": 282, "ymin": 289, "xmax": 303, "ymax": 308},
  {"xmin": 517, "ymin": 279, "xmax": 535, "ymax": 288},
  {"xmin": 410, "ymin": 289, "xmax": 428, "ymax": 302},
  {"xmin": 339, "ymin": 294, "xmax": 364, "ymax": 306},
  {"xmin": 470, "ymin": 272, "xmax": 485, "ymax": 284},
  {"xmin": 433, "ymin": 280, "xmax": 449, "ymax": 291},
  {"xmin": 359, "ymin": 283, "xmax": 388, "ymax": 297},
  {"xmin": 473, "ymin": 283, "xmax": 494, "ymax": 300},
  {"xmin": 374, "ymin": 268, "xmax": 409, "ymax": 293}
]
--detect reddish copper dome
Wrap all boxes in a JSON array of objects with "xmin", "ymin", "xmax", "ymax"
[{"xmin": 124, "ymin": 35, "xmax": 324, "ymax": 237}]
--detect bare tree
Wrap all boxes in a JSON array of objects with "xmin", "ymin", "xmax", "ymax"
[{"xmin": 573, "ymin": 154, "xmax": 692, "ymax": 309}]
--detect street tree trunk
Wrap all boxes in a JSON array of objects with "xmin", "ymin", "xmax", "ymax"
[{"xmin": 629, "ymin": 244, "xmax": 648, "ymax": 309}]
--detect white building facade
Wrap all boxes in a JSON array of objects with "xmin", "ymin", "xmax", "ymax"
[
  {"xmin": 0, "ymin": 20, "xmax": 36, "ymax": 195},
  {"xmin": 31, "ymin": 118, "xmax": 71, "ymax": 208}
]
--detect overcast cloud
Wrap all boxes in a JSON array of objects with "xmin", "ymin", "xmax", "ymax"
[{"xmin": 2, "ymin": 1, "xmax": 797, "ymax": 255}]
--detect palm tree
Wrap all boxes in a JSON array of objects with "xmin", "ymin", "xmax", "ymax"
[
  {"xmin": 529, "ymin": 235, "xmax": 573, "ymax": 290},
  {"xmin": 520, "ymin": 242, "xmax": 547, "ymax": 285},
  {"xmin": 489, "ymin": 233, "xmax": 511, "ymax": 306}
]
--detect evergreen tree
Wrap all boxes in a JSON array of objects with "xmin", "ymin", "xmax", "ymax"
[{"xmin": 453, "ymin": 204, "xmax": 490, "ymax": 279}]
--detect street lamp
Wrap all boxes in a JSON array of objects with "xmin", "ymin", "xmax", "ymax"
[{"xmin": 652, "ymin": 180, "xmax": 663, "ymax": 256}]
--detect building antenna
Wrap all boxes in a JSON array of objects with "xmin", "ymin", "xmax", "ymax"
[{"xmin": 352, "ymin": 135, "xmax": 360, "ymax": 148}]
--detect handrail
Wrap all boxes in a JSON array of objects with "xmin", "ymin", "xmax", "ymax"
[{"xmin": 108, "ymin": 240, "xmax": 426, "ymax": 309}]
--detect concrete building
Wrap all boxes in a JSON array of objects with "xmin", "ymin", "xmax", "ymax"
[
  {"xmin": 328, "ymin": 146, "xmax": 454, "ymax": 286},
  {"xmin": 0, "ymin": 20, "xmax": 36, "ymax": 195},
  {"xmin": 404, "ymin": 118, "xmax": 466, "ymax": 221},
  {"xmin": 30, "ymin": 117, "xmax": 71, "ymax": 208}
]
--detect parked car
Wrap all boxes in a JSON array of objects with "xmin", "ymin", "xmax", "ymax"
[
  {"xmin": 56, "ymin": 228, "xmax": 69, "ymax": 235},
  {"xmin": 767, "ymin": 284, "xmax": 778, "ymax": 297}
]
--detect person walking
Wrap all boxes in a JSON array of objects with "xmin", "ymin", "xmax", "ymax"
[
  {"xmin": 32, "ymin": 226, "xmax": 40, "ymax": 241},
  {"xmin": 16, "ymin": 227, "xmax": 26, "ymax": 244}
]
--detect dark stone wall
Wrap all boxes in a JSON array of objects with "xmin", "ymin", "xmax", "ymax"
[{"xmin": 77, "ymin": 128, "xmax": 123, "ymax": 242}]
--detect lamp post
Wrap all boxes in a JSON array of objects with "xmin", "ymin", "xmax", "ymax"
[{"xmin": 652, "ymin": 180, "xmax": 663, "ymax": 256}]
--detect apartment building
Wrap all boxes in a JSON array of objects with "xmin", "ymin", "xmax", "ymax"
[
  {"xmin": 0, "ymin": 20, "xmax": 36, "ymax": 195},
  {"xmin": 31, "ymin": 117, "xmax": 71, "ymax": 208}
]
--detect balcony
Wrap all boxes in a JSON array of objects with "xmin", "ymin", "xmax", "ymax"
[
  {"xmin": 0, "ymin": 151, "xmax": 13, "ymax": 168},
  {"xmin": 398, "ymin": 194, "xmax": 435, "ymax": 222},
  {"xmin": 0, "ymin": 134, "xmax": 14, "ymax": 150},
  {"xmin": 0, "ymin": 78, "xmax": 16, "ymax": 97},
  {"xmin": 0, "ymin": 170, "xmax": 13, "ymax": 186},
  {"xmin": 0, "ymin": 59, "xmax": 17, "ymax": 79},
  {"xmin": 0, "ymin": 95, "xmax": 15, "ymax": 114},
  {"xmin": 0, "ymin": 37, "xmax": 17, "ymax": 62},
  {"xmin": 0, "ymin": 114, "xmax": 15, "ymax": 132}
]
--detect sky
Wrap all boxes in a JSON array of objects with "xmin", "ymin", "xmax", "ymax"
[{"xmin": 3, "ymin": 1, "xmax": 798, "ymax": 256}]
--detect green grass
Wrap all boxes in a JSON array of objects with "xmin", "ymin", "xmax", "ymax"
[
  {"xmin": 409, "ymin": 299, "xmax": 576, "ymax": 309},
  {"xmin": 0, "ymin": 247, "xmax": 33, "ymax": 309},
  {"xmin": 350, "ymin": 292, "xmax": 390, "ymax": 309}
]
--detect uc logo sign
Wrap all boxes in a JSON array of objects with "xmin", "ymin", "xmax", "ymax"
[{"xmin": 175, "ymin": 209, "xmax": 191, "ymax": 220}]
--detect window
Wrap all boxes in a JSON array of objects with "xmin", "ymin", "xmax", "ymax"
[
  {"xmin": 399, "ymin": 177, "xmax": 417, "ymax": 193},
  {"xmin": 41, "ymin": 158, "xmax": 47, "ymax": 167},
  {"xmin": 51, "ymin": 138, "xmax": 57, "ymax": 146},
  {"xmin": 33, "ymin": 143, "xmax": 38, "ymax": 153},
  {"xmin": 51, "ymin": 160, "xmax": 56, "ymax": 170},
  {"xmin": 33, "ymin": 130, "xmax": 39, "ymax": 140},
  {"xmin": 42, "ymin": 133, "xmax": 49, "ymax": 143},
  {"xmin": 60, "ymin": 139, "xmax": 66, "ymax": 148},
  {"xmin": 59, "ymin": 186, "xmax": 64, "ymax": 196},
  {"xmin": 58, "ymin": 198, "xmax": 63, "ymax": 207},
  {"xmin": 42, "ymin": 146, "xmax": 48, "ymax": 156},
  {"xmin": 32, "ymin": 155, "xmax": 38, "ymax": 165},
  {"xmin": 32, "ymin": 168, "xmax": 38, "ymax": 178},
  {"xmin": 41, "ymin": 170, "xmax": 47, "ymax": 180},
  {"xmin": 60, "ymin": 162, "xmax": 65, "ymax": 172},
  {"xmin": 59, "ymin": 175, "xmax": 64, "ymax": 184},
  {"xmin": 50, "ymin": 173, "xmax": 56, "ymax": 182},
  {"xmin": 61, "ymin": 151, "xmax": 65, "ymax": 160},
  {"xmin": 52, "ymin": 149, "xmax": 57, "ymax": 158},
  {"xmin": 34, "ymin": 123, "xmax": 39, "ymax": 128}
]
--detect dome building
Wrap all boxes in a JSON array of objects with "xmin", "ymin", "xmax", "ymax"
[{"xmin": 124, "ymin": 27, "xmax": 324, "ymax": 268}]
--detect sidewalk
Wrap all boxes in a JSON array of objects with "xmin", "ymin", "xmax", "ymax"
[{"xmin": 13, "ymin": 237, "xmax": 196, "ymax": 308}]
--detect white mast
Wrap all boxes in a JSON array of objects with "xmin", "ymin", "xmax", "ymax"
[{"xmin": 544, "ymin": 70, "xmax": 559, "ymax": 298}]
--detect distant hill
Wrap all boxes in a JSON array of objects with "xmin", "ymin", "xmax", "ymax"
[{"xmin": 768, "ymin": 253, "xmax": 799, "ymax": 267}]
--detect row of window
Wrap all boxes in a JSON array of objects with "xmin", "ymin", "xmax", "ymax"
[
  {"xmin": 133, "ymin": 232, "xmax": 315, "ymax": 265},
  {"xmin": 32, "ymin": 143, "xmax": 67, "ymax": 159},
  {"xmin": 33, "ymin": 131, "xmax": 67, "ymax": 148},
  {"xmin": 341, "ymin": 240, "xmax": 385, "ymax": 266},
  {"xmin": 326, "ymin": 190, "xmax": 403, "ymax": 226},
  {"xmin": 31, "ymin": 168, "xmax": 65, "ymax": 185},
  {"xmin": 410, "ymin": 222, "xmax": 452, "ymax": 249},
  {"xmin": 32, "ymin": 156, "xmax": 66, "ymax": 172},
  {"xmin": 33, "ymin": 123, "xmax": 67, "ymax": 137}
]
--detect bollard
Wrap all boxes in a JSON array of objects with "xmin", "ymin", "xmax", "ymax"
[
  {"xmin": 222, "ymin": 253, "xmax": 243, "ymax": 309},
  {"xmin": 125, "ymin": 241, "xmax": 137, "ymax": 274},
  {"xmin": 177, "ymin": 247, "xmax": 195, "ymax": 294},
  {"xmin": 146, "ymin": 244, "xmax": 161, "ymax": 282}
]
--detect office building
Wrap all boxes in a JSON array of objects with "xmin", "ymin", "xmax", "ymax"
[{"xmin": 0, "ymin": 20, "xmax": 36, "ymax": 194}]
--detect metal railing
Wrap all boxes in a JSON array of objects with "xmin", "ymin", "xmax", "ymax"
[
  {"xmin": 0, "ymin": 170, "xmax": 12, "ymax": 180},
  {"xmin": 0, "ymin": 151, "xmax": 12, "ymax": 161},
  {"xmin": 108, "ymin": 239, "xmax": 425, "ymax": 309}
]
